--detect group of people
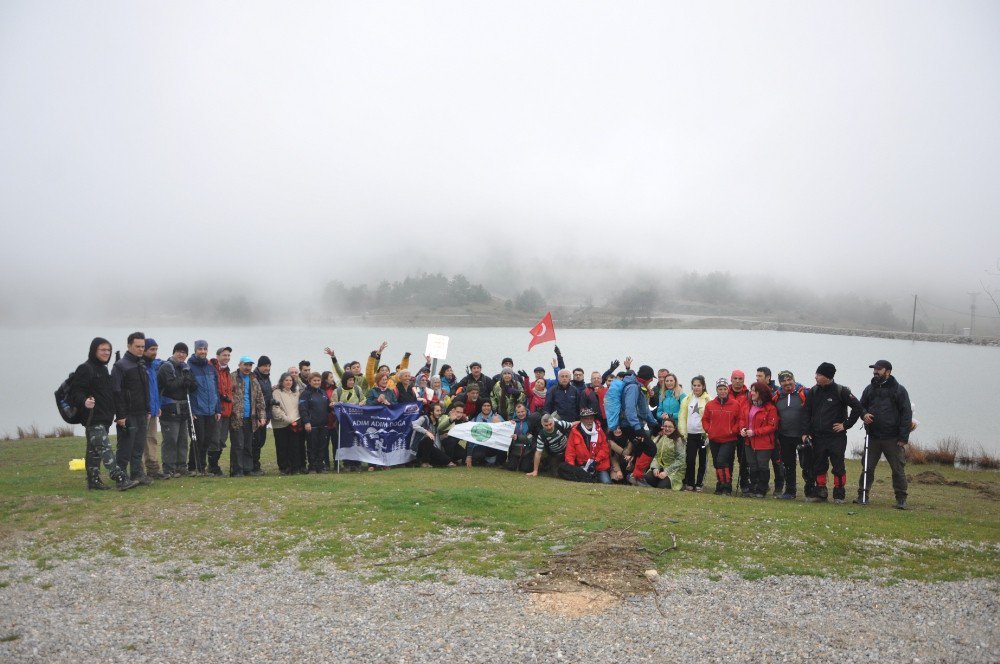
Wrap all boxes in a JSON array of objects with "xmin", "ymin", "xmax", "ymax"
[{"xmin": 67, "ymin": 334, "xmax": 914, "ymax": 508}]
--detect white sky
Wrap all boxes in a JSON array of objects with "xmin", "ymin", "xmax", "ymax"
[{"xmin": 1, "ymin": 0, "xmax": 999, "ymax": 314}]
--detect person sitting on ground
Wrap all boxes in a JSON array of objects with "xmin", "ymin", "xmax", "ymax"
[
  {"xmin": 646, "ymin": 415, "xmax": 685, "ymax": 489},
  {"xmin": 411, "ymin": 403, "xmax": 456, "ymax": 468},
  {"xmin": 467, "ymin": 401, "xmax": 505, "ymax": 468},
  {"xmin": 505, "ymin": 403, "xmax": 535, "ymax": 472},
  {"xmin": 438, "ymin": 401, "xmax": 469, "ymax": 464},
  {"xmin": 559, "ymin": 408, "xmax": 611, "ymax": 484},
  {"xmin": 526, "ymin": 413, "xmax": 574, "ymax": 478},
  {"xmin": 491, "ymin": 367, "xmax": 525, "ymax": 420}
]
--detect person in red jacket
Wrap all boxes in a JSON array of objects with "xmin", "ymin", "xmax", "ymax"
[
  {"xmin": 729, "ymin": 369, "xmax": 752, "ymax": 495},
  {"xmin": 740, "ymin": 382, "xmax": 779, "ymax": 498},
  {"xmin": 558, "ymin": 408, "xmax": 612, "ymax": 484},
  {"xmin": 702, "ymin": 378, "xmax": 742, "ymax": 495},
  {"xmin": 208, "ymin": 346, "xmax": 234, "ymax": 476}
]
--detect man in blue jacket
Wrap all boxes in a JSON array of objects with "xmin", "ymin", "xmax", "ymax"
[
  {"xmin": 620, "ymin": 365, "xmax": 661, "ymax": 487},
  {"xmin": 187, "ymin": 339, "xmax": 222, "ymax": 475}
]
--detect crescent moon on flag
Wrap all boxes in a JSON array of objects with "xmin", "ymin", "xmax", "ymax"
[{"xmin": 537, "ymin": 323, "xmax": 547, "ymax": 336}]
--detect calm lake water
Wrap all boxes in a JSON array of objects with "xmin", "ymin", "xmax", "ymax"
[{"xmin": 4, "ymin": 326, "xmax": 996, "ymax": 454}]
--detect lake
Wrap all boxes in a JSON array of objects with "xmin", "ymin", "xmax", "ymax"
[{"xmin": 4, "ymin": 325, "xmax": 996, "ymax": 454}]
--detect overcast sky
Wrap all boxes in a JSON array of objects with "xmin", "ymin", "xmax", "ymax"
[{"xmin": 1, "ymin": 0, "xmax": 998, "ymax": 320}]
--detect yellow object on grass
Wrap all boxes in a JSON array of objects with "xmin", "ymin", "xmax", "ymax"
[{"xmin": 69, "ymin": 458, "xmax": 86, "ymax": 471}]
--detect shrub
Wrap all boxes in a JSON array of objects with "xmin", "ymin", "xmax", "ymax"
[
  {"xmin": 904, "ymin": 442, "xmax": 928, "ymax": 464},
  {"xmin": 925, "ymin": 437, "xmax": 964, "ymax": 465}
]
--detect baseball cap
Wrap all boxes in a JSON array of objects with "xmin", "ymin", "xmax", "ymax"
[
  {"xmin": 869, "ymin": 360, "xmax": 892, "ymax": 371},
  {"xmin": 216, "ymin": 346, "xmax": 233, "ymax": 355},
  {"xmin": 239, "ymin": 355, "xmax": 254, "ymax": 364}
]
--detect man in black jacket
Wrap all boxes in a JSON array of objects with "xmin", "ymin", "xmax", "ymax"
[
  {"xmin": 252, "ymin": 355, "xmax": 273, "ymax": 473},
  {"xmin": 158, "ymin": 342, "xmax": 197, "ymax": 477},
  {"xmin": 68, "ymin": 338, "xmax": 139, "ymax": 491},
  {"xmin": 111, "ymin": 332, "xmax": 152, "ymax": 484},
  {"xmin": 803, "ymin": 362, "xmax": 863, "ymax": 504},
  {"xmin": 857, "ymin": 360, "xmax": 913, "ymax": 509}
]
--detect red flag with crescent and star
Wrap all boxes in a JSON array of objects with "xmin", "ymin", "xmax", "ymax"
[{"xmin": 527, "ymin": 312, "xmax": 557, "ymax": 351}]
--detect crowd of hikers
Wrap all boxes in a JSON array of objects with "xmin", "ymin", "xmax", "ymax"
[{"xmin": 66, "ymin": 333, "xmax": 914, "ymax": 509}]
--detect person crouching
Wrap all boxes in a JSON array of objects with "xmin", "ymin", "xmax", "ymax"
[{"xmin": 558, "ymin": 408, "xmax": 612, "ymax": 483}]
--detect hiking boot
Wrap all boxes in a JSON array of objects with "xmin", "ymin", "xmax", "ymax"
[
  {"xmin": 894, "ymin": 499, "xmax": 909, "ymax": 510},
  {"xmin": 853, "ymin": 496, "xmax": 870, "ymax": 506},
  {"xmin": 209, "ymin": 466, "xmax": 224, "ymax": 477},
  {"xmin": 833, "ymin": 498, "xmax": 846, "ymax": 504},
  {"xmin": 134, "ymin": 474, "xmax": 153, "ymax": 486},
  {"xmin": 773, "ymin": 485, "xmax": 783, "ymax": 496},
  {"xmin": 694, "ymin": 485, "xmax": 703, "ymax": 492},
  {"xmin": 116, "ymin": 476, "xmax": 140, "ymax": 491},
  {"xmin": 249, "ymin": 470, "xmax": 265, "ymax": 477},
  {"xmin": 627, "ymin": 475, "xmax": 650, "ymax": 487},
  {"xmin": 87, "ymin": 470, "xmax": 110, "ymax": 490},
  {"xmin": 776, "ymin": 493, "xmax": 796, "ymax": 500}
]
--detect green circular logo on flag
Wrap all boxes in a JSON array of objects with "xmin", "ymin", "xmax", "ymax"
[{"xmin": 471, "ymin": 423, "xmax": 492, "ymax": 442}]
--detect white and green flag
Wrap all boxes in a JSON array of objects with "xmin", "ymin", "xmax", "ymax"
[{"xmin": 447, "ymin": 420, "xmax": 515, "ymax": 452}]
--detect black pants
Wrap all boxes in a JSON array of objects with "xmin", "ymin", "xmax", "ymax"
[
  {"xmin": 558, "ymin": 462, "xmax": 595, "ymax": 482},
  {"xmin": 442, "ymin": 436, "xmax": 467, "ymax": 463},
  {"xmin": 468, "ymin": 445, "xmax": 506, "ymax": 467},
  {"xmin": 307, "ymin": 425, "xmax": 329, "ymax": 471},
  {"xmin": 683, "ymin": 433, "xmax": 708, "ymax": 488},
  {"xmin": 273, "ymin": 426, "xmax": 302, "ymax": 473},
  {"xmin": 505, "ymin": 442, "xmax": 535, "ymax": 472},
  {"xmin": 418, "ymin": 437, "xmax": 452, "ymax": 467},
  {"xmin": 733, "ymin": 436, "xmax": 750, "ymax": 491},
  {"xmin": 770, "ymin": 445, "xmax": 783, "ymax": 492},
  {"xmin": 812, "ymin": 434, "xmax": 848, "ymax": 499},
  {"xmin": 644, "ymin": 469, "xmax": 672, "ymax": 489},
  {"xmin": 777, "ymin": 434, "xmax": 800, "ymax": 495},
  {"xmin": 746, "ymin": 447, "xmax": 771, "ymax": 495},
  {"xmin": 710, "ymin": 440, "xmax": 736, "ymax": 493},
  {"xmin": 252, "ymin": 423, "xmax": 268, "ymax": 471},
  {"xmin": 189, "ymin": 414, "xmax": 219, "ymax": 471}
]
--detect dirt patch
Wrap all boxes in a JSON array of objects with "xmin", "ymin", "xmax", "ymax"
[
  {"xmin": 910, "ymin": 471, "xmax": 1000, "ymax": 500},
  {"xmin": 520, "ymin": 529, "xmax": 660, "ymax": 617}
]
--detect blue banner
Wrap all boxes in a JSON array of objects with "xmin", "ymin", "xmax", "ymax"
[{"xmin": 334, "ymin": 402, "xmax": 423, "ymax": 466}]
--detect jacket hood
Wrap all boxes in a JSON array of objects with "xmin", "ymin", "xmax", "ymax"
[
  {"xmin": 189, "ymin": 354, "xmax": 208, "ymax": 366},
  {"xmin": 88, "ymin": 337, "xmax": 112, "ymax": 365},
  {"xmin": 870, "ymin": 374, "xmax": 898, "ymax": 389}
]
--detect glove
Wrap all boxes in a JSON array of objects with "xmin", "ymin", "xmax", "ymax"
[
  {"xmin": 517, "ymin": 370, "xmax": 529, "ymax": 379},
  {"xmin": 554, "ymin": 345, "xmax": 562, "ymax": 357},
  {"xmin": 609, "ymin": 359, "xmax": 620, "ymax": 372}
]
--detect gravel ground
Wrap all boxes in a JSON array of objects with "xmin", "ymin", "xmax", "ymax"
[{"xmin": 0, "ymin": 556, "xmax": 997, "ymax": 663}]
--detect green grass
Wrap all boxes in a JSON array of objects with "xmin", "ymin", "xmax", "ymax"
[{"xmin": 1, "ymin": 436, "xmax": 998, "ymax": 582}]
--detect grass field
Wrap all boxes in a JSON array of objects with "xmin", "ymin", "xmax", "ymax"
[{"xmin": 1, "ymin": 436, "xmax": 997, "ymax": 584}]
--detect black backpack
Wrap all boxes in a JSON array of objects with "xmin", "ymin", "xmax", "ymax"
[{"xmin": 55, "ymin": 371, "xmax": 86, "ymax": 425}]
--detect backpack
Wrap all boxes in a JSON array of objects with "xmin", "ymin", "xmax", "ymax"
[
  {"xmin": 604, "ymin": 379, "xmax": 625, "ymax": 430},
  {"xmin": 336, "ymin": 385, "xmax": 363, "ymax": 402},
  {"xmin": 55, "ymin": 371, "xmax": 87, "ymax": 425}
]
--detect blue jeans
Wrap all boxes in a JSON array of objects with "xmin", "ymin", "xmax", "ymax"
[
  {"xmin": 116, "ymin": 414, "xmax": 148, "ymax": 479},
  {"xmin": 595, "ymin": 470, "xmax": 612, "ymax": 484}
]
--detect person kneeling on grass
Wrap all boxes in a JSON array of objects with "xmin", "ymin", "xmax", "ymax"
[
  {"xmin": 645, "ymin": 415, "xmax": 685, "ymax": 489},
  {"xmin": 526, "ymin": 413, "xmax": 573, "ymax": 478},
  {"xmin": 558, "ymin": 408, "xmax": 611, "ymax": 483}
]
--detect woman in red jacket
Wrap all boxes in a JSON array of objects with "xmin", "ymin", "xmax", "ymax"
[
  {"xmin": 702, "ymin": 378, "xmax": 742, "ymax": 495},
  {"xmin": 740, "ymin": 381, "xmax": 779, "ymax": 498}
]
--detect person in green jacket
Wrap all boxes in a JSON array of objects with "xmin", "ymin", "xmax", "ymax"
[{"xmin": 645, "ymin": 415, "xmax": 685, "ymax": 489}]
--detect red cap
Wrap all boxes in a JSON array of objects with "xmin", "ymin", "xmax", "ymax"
[{"xmin": 731, "ymin": 369, "xmax": 745, "ymax": 379}]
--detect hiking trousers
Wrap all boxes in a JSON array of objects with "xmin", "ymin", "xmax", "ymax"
[
  {"xmin": 858, "ymin": 437, "xmax": 908, "ymax": 501},
  {"xmin": 683, "ymin": 433, "xmax": 708, "ymax": 488}
]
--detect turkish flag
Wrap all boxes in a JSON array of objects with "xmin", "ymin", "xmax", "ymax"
[{"xmin": 527, "ymin": 312, "xmax": 557, "ymax": 351}]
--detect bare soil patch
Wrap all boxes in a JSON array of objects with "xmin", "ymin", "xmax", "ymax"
[
  {"xmin": 911, "ymin": 470, "xmax": 1000, "ymax": 500},
  {"xmin": 520, "ymin": 529, "xmax": 660, "ymax": 616}
]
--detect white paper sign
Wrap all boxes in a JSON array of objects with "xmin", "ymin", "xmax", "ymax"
[{"xmin": 425, "ymin": 333, "xmax": 450, "ymax": 360}]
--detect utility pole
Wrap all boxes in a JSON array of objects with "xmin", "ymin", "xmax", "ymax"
[
  {"xmin": 968, "ymin": 292, "xmax": 978, "ymax": 336},
  {"xmin": 911, "ymin": 294, "xmax": 917, "ymax": 333}
]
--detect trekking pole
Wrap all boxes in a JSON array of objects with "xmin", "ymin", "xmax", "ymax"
[
  {"xmin": 860, "ymin": 431, "xmax": 870, "ymax": 503},
  {"xmin": 186, "ymin": 392, "xmax": 203, "ymax": 474}
]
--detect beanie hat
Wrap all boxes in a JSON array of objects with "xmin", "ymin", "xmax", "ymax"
[
  {"xmin": 145, "ymin": 337, "xmax": 158, "ymax": 349},
  {"xmin": 534, "ymin": 366, "xmax": 545, "ymax": 374},
  {"xmin": 816, "ymin": 362, "xmax": 836, "ymax": 379},
  {"xmin": 716, "ymin": 378, "xmax": 729, "ymax": 388},
  {"xmin": 637, "ymin": 365, "xmax": 655, "ymax": 382},
  {"xmin": 731, "ymin": 369, "xmax": 745, "ymax": 379},
  {"xmin": 194, "ymin": 339, "xmax": 209, "ymax": 350},
  {"xmin": 173, "ymin": 342, "xmax": 189, "ymax": 354},
  {"xmin": 258, "ymin": 355, "xmax": 272, "ymax": 367}
]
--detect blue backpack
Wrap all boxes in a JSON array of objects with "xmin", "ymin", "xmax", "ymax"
[{"xmin": 604, "ymin": 378, "xmax": 625, "ymax": 430}]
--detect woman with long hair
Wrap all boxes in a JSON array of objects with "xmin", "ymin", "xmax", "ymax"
[
  {"xmin": 678, "ymin": 375, "xmax": 710, "ymax": 492},
  {"xmin": 271, "ymin": 372, "xmax": 304, "ymax": 475}
]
